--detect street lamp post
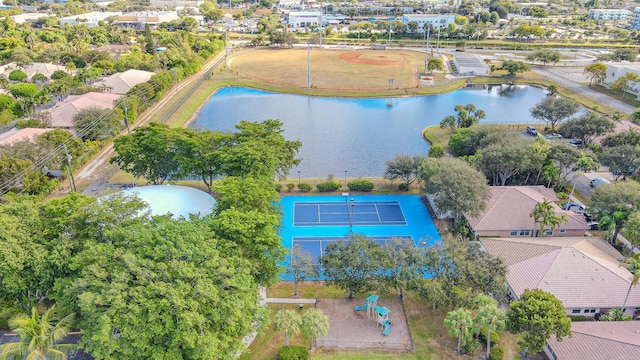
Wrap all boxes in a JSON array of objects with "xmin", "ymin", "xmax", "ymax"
[
  {"xmin": 344, "ymin": 170, "xmax": 348, "ymax": 189},
  {"xmin": 344, "ymin": 192, "xmax": 353, "ymax": 235},
  {"xmin": 297, "ymin": 170, "xmax": 301, "ymax": 191},
  {"xmin": 423, "ymin": 24, "xmax": 431, "ymax": 74}
]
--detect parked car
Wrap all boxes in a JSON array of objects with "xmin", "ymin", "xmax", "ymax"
[
  {"xmin": 526, "ymin": 126, "xmax": 538, "ymax": 135},
  {"xmin": 561, "ymin": 202, "xmax": 582, "ymax": 211},
  {"xmin": 590, "ymin": 177, "xmax": 611, "ymax": 188},
  {"xmin": 588, "ymin": 221, "xmax": 599, "ymax": 231},
  {"xmin": 569, "ymin": 139, "xmax": 583, "ymax": 146},
  {"xmin": 546, "ymin": 133, "xmax": 563, "ymax": 139},
  {"xmin": 583, "ymin": 212, "xmax": 593, "ymax": 222}
]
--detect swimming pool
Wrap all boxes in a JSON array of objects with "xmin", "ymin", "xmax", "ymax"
[{"xmin": 279, "ymin": 194, "xmax": 441, "ymax": 263}]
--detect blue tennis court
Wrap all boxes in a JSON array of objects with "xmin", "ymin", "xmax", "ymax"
[
  {"xmin": 293, "ymin": 236, "xmax": 413, "ymax": 265},
  {"xmin": 294, "ymin": 201, "xmax": 406, "ymax": 226}
]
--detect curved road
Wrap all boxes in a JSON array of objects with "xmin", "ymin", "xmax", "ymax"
[{"xmin": 532, "ymin": 67, "xmax": 636, "ymax": 114}]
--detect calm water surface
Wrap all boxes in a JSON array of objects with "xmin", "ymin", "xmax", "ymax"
[{"xmin": 191, "ymin": 85, "xmax": 548, "ymax": 177}]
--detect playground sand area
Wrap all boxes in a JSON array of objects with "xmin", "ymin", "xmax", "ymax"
[{"xmin": 315, "ymin": 297, "xmax": 413, "ymax": 351}]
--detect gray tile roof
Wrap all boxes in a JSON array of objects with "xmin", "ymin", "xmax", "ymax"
[
  {"xmin": 480, "ymin": 237, "xmax": 640, "ymax": 308},
  {"xmin": 547, "ymin": 321, "xmax": 640, "ymax": 360}
]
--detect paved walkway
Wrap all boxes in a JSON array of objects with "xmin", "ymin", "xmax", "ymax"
[
  {"xmin": 265, "ymin": 298, "xmax": 317, "ymax": 304},
  {"xmin": 532, "ymin": 67, "xmax": 636, "ymax": 114}
]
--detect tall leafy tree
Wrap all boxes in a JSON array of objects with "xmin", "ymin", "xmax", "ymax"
[
  {"xmin": 380, "ymin": 238, "xmax": 427, "ymax": 297},
  {"xmin": 530, "ymin": 96, "xmax": 579, "ymax": 134},
  {"xmin": 73, "ymin": 106, "xmax": 123, "ymax": 141},
  {"xmin": 590, "ymin": 181, "xmax": 640, "ymax": 243},
  {"xmin": 63, "ymin": 216, "xmax": 260, "ymax": 360},
  {"xmin": 285, "ymin": 245, "xmax": 318, "ymax": 297},
  {"xmin": 273, "ymin": 309, "xmax": 302, "ymax": 347},
  {"xmin": 420, "ymin": 157, "xmax": 490, "ymax": 226},
  {"xmin": 383, "ymin": 154, "xmax": 424, "ymax": 191},
  {"xmin": 530, "ymin": 199, "xmax": 568, "ymax": 237},
  {"xmin": 559, "ymin": 112, "xmax": 614, "ymax": 147},
  {"xmin": 501, "ymin": 60, "xmax": 530, "ymax": 76},
  {"xmin": 584, "ymin": 63, "xmax": 607, "ymax": 87},
  {"xmin": 526, "ymin": 49, "xmax": 560, "ymax": 65},
  {"xmin": 480, "ymin": 136, "xmax": 533, "ymax": 186},
  {"xmin": 599, "ymin": 144, "xmax": 640, "ymax": 181},
  {"xmin": 444, "ymin": 308, "xmax": 474, "ymax": 353},
  {"xmin": 507, "ymin": 289, "xmax": 571, "ymax": 357},
  {"xmin": 0, "ymin": 306, "xmax": 75, "ymax": 360},
  {"xmin": 221, "ymin": 120, "xmax": 302, "ymax": 180},
  {"xmin": 321, "ymin": 235, "xmax": 386, "ymax": 298},
  {"xmin": 110, "ymin": 123, "xmax": 182, "ymax": 184},
  {"xmin": 611, "ymin": 72, "xmax": 639, "ymax": 98},
  {"xmin": 301, "ymin": 309, "xmax": 330, "ymax": 350},
  {"xmin": 175, "ymin": 129, "xmax": 232, "ymax": 194}
]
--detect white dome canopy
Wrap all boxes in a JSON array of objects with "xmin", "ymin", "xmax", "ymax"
[{"xmin": 120, "ymin": 185, "xmax": 217, "ymax": 219}]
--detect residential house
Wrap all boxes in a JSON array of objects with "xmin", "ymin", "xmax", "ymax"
[
  {"xmin": 151, "ymin": 0, "xmax": 205, "ymax": 8},
  {"xmin": 0, "ymin": 62, "xmax": 69, "ymax": 80},
  {"xmin": 479, "ymin": 237, "xmax": 640, "ymax": 317},
  {"xmin": 465, "ymin": 186, "xmax": 588, "ymax": 238},
  {"xmin": 545, "ymin": 321, "xmax": 640, "ymax": 360},
  {"xmin": 0, "ymin": 128, "xmax": 52, "ymax": 146},
  {"xmin": 631, "ymin": 7, "xmax": 640, "ymax": 30},
  {"xmin": 286, "ymin": 11, "xmax": 324, "ymax": 29},
  {"xmin": 48, "ymin": 92, "xmax": 122, "ymax": 132},
  {"xmin": 10, "ymin": 13, "xmax": 49, "ymax": 25},
  {"xmin": 93, "ymin": 69, "xmax": 155, "ymax": 95}
]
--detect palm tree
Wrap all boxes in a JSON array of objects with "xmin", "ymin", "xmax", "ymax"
[
  {"xmin": 0, "ymin": 306, "xmax": 76, "ymax": 360},
  {"xmin": 301, "ymin": 309, "xmax": 329, "ymax": 350},
  {"xmin": 444, "ymin": 308, "xmax": 473, "ymax": 354},
  {"xmin": 621, "ymin": 254, "xmax": 640, "ymax": 312},
  {"xmin": 531, "ymin": 199, "xmax": 568, "ymax": 237},
  {"xmin": 273, "ymin": 309, "xmax": 301, "ymax": 347},
  {"xmin": 477, "ymin": 304, "xmax": 506, "ymax": 359}
]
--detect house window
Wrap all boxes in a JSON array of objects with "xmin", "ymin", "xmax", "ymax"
[
  {"xmin": 559, "ymin": 229, "xmax": 566, "ymax": 233},
  {"xmin": 519, "ymin": 229, "xmax": 530, "ymax": 236},
  {"xmin": 572, "ymin": 309, "xmax": 580, "ymax": 314},
  {"xmin": 584, "ymin": 309, "xmax": 590, "ymax": 313},
  {"xmin": 510, "ymin": 230, "xmax": 518, "ymax": 236},
  {"xmin": 545, "ymin": 229, "xmax": 553, "ymax": 236},
  {"xmin": 590, "ymin": 309, "xmax": 597, "ymax": 313}
]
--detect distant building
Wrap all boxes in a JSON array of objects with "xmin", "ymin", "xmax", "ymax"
[
  {"xmin": 602, "ymin": 62, "xmax": 640, "ymax": 98},
  {"xmin": 632, "ymin": 7, "xmax": 640, "ymax": 30},
  {"xmin": 0, "ymin": 62, "xmax": 69, "ymax": 80},
  {"xmin": 588, "ymin": 8, "xmax": 632, "ymax": 21},
  {"xmin": 48, "ymin": 92, "xmax": 122, "ymax": 132},
  {"xmin": 401, "ymin": 14, "xmax": 455, "ymax": 34},
  {"xmin": 286, "ymin": 11, "xmax": 324, "ymax": 28},
  {"xmin": 59, "ymin": 11, "xmax": 121, "ymax": 27},
  {"xmin": 150, "ymin": 0, "xmax": 205, "ymax": 8},
  {"xmin": 279, "ymin": 0, "xmax": 305, "ymax": 10},
  {"xmin": 94, "ymin": 44, "xmax": 131, "ymax": 58},
  {"xmin": 10, "ymin": 13, "xmax": 49, "ymax": 25},
  {"xmin": 117, "ymin": 11, "xmax": 179, "ymax": 29}
]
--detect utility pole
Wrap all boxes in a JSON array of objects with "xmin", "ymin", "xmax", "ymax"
[
  {"xmin": 123, "ymin": 102, "xmax": 130, "ymax": 133},
  {"xmin": 225, "ymin": 28, "xmax": 229, "ymax": 60},
  {"xmin": 388, "ymin": 18, "xmax": 391, "ymax": 48},
  {"xmin": 63, "ymin": 144, "xmax": 76, "ymax": 193},
  {"xmin": 423, "ymin": 24, "xmax": 431, "ymax": 74}
]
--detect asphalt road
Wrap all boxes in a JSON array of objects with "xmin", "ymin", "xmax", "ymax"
[{"xmin": 532, "ymin": 67, "xmax": 636, "ymax": 114}]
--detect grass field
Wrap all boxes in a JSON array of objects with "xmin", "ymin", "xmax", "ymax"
[{"xmin": 230, "ymin": 48, "xmax": 428, "ymax": 90}]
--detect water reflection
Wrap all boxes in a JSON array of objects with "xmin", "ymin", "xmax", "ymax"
[{"xmin": 191, "ymin": 85, "xmax": 548, "ymax": 177}]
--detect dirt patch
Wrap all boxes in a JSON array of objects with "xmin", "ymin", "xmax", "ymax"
[
  {"xmin": 315, "ymin": 297, "xmax": 413, "ymax": 351},
  {"xmin": 339, "ymin": 52, "xmax": 401, "ymax": 66}
]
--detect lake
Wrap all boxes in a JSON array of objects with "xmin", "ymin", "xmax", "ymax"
[{"xmin": 191, "ymin": 85, "xmax": 549, "ymax": 178}]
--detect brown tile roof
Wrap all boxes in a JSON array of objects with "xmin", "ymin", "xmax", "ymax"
[
  {"xmin": 466, "ymin": 186, "xmax": 587, "ymax": 232},
  {"xmin": 0, "ymin": 62, "xmax": 69, "ymax": 79},
  {"xmin": 547, "ymin": 321, "xmax": 640, "ymax": 360},
  {"xmin": 480, "ymin": 237, "xmax": 640, "ymax": 309},
  {"xmin": 95, "ymin": 44, "xmax": 131, "ymax": 52},
  {"xmin": 48, "ymin": 92, "xmax": 121, "ymax": 128},
  {"xmin": 0, "ymin": 128, "xmax": 52, "ymax": 146}
]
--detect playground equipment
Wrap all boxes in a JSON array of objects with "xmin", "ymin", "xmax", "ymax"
[
  {"xmin": 354, "ymin": 294, "xmax": 392, "ymax": 336},
  {"xmin": 354, "ymin": 294, "xmax": 379, "ymax": 318},
  {"xmin": 374, "ymin": 305, "xmax": 392, "ymax": 337}
]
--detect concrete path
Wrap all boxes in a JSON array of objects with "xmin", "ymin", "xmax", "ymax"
[
  {"xmin": 265, "ymin": 298, "xmax": 317, "ymax": 304},
  {"xmin": 532, "ymin": 67, "xmax": 636, "ymax": 114}
]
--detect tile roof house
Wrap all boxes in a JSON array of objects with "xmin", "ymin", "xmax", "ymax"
[
  {"xmin": 545, "ymin": 321, "xmax": 640, "ymax": 360},
  {"xmin": 94, "ymin": 44, "xmax": 131, "ymax": 58},
  {"xmin": 94, "ymin": 69, "xmax": 155, "ymax": 95},
  {"xmin": 0, "ymin": 128, "xmax": 52, "ymax": 146},
  {"xmin": 48, "ymin": 92, "xmax": 122, "ymax": 131},
  {"xmin": 0, "ymin": 62, "xmax": 70, "ymax": 80},
  {"xmin": 466, "ymin": 186, "xmax": 588, "ymax": 238},
  {"xmin": 479, "ymin": 237, "xmax": 640, "ymax": 317}
]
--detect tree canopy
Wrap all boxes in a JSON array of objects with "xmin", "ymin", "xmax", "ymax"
[{"xmin": 530, "ymin": 96, "xmax": 579, "ymax": 133}]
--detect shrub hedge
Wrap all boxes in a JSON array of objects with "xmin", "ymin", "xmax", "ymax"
[
  {"xmin": 347, "ymin": 179, "xmax": 374, "ymax": 192},
  {"xmin": 278, "ymin": 345, "xmax": 308, "ymax": 360},
  {"xmin": 316, "ymin": 180, "xmax": 341, "ymax": 192}
]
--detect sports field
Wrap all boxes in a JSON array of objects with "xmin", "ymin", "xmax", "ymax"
[{"xmin": 230, "ymin": 48, "xmax": 428, "ymax": 90}]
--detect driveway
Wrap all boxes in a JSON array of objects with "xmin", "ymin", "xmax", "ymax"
[{"xmin": 532, "ymin": 67, "xmax": 636, "ymax": 114}]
